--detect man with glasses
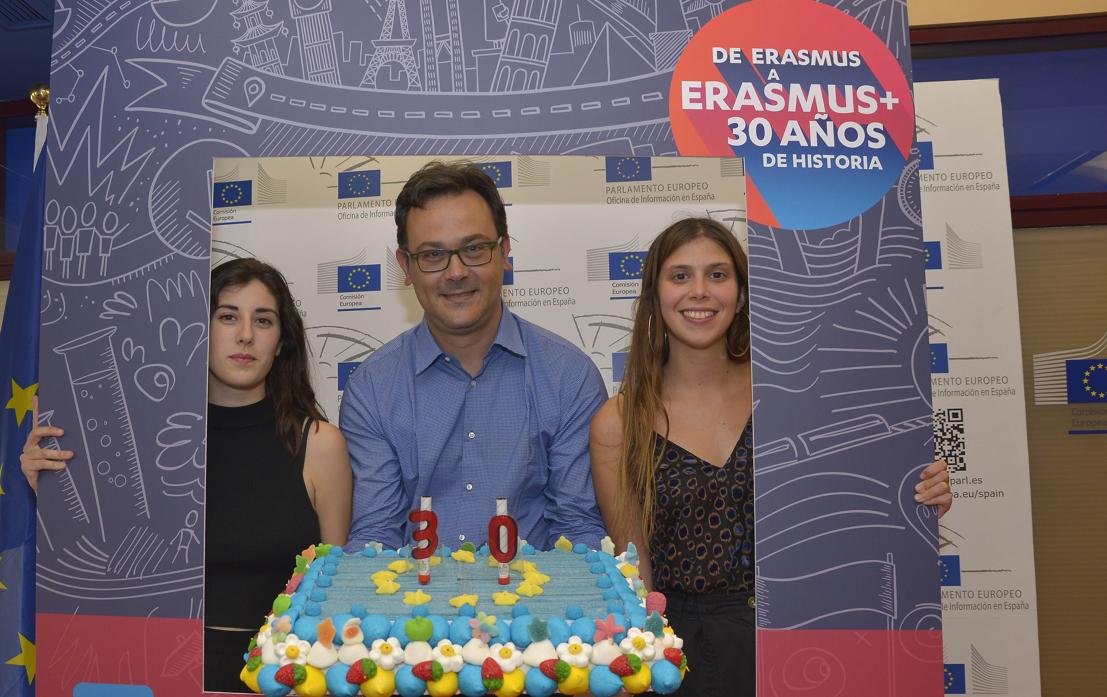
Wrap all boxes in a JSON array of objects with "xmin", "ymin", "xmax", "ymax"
[{"xmin": 340, "ymin": 161, "xmax": 608, "ymax": 551}]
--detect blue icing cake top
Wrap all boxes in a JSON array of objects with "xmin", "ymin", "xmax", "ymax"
[{"xmin": 307, "ymin": 548, "xmax": 636, "ymax": 622}]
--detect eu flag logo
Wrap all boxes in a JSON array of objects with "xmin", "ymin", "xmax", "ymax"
[
  {"xmin": 608, "ymin": 251, "xmax": 647, "ymax": 280},
  {"xmin": 925, "ymin": 241, "xmax": 943, "ymax": 270},
  {"xmin": 1065, "ymin": 358, "xmax": 1107, "ymax": 403},
  {"xmin": 503, "ymin": 256, "xmax": 514, "ymax": 286},
  {"xmin": 477, "ymin": 161, "xmax": 513, "ymax": 188},
  {"xmin": 338, "ymin": 170, "xmax": 382, "ymax": 199},
  {"xmin": 612, "ymin": 352, "xmax": 628, "ymax": 382},
  {"xmin": 939, "ymin": 555, "xmax": 961, "ymax": 586},
  {"xmin": 337, "ymin": 264, "xmax": 381, "ymax": 293},
  {"xmin": 944, "ymin": 663, "xmax": 966, "ymax": 694},
  {"xmin": 605, "ymin": 157, "xmax": 652, "ymax": 182},
  {"xmin": 214, "ymin": 180, "xmax": 252, "ymax": 208},
  {"xmin": 338, "ymin": 361, "xmax": 361, "ymax": 391},
  {"xmin": 918, "ymin": 141, "xmax": 935, "ymax": 170},
  {"xmin": 931, "ymin": 343, "xmax": 949, "ymax": 374}
]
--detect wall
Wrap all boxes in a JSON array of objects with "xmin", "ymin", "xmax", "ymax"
[
  {"xmin": 908, "ymin": 0, "xmax": 1107, "ymax": 26},
  {"xmin": 1013, "ymin": 224, "xmax": 1107, "ymax": 697}
]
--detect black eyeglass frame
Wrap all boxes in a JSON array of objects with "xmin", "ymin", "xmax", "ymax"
[{"xmin": 403, "ymin": 238, "xmax": 504, "ymax": 273}]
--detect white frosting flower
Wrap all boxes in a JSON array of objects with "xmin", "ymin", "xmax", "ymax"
[
  {"xmin": 556, "ymin": 636, "xmax": 592, "ymax": 668},
  {"xmin": 369, "ymin": 637, "xmax": 405, "ymax": 671},
  {"xmin": 619, "ymin": 628, "xmax": 656, "ymax": 661},
  {"xmin": 432, "ymin": 639, "xmax": 465, "ymax": 673},
  {"xmin": 461, "ymin": 637, "xmax": 490, "ymax": 665},
  {"xmin": 660, "ymin": 627, "xmax": 684, "ymax": 650},
  {"xmin": 590, "ymin": 638, "xmax": 622, "ymax": 666},
  {"xmin": 275, "ymin": 634, "xmax": 311, "ymax": 666},
  {"xmin": 489, "ymin": 642, "xmax": 524, "ymax": 672}
]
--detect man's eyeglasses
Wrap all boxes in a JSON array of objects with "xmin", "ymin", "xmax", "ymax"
[{"xmin": 404, "ymin": 239, "xmax": 502, "ymax": 273}]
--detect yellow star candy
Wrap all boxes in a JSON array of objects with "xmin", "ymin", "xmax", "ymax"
[
  {"xmin": 388, "ymin": 559, "xmax": 414, "ymax": 574},
  {"xmin": 403, "ymin": 589, "xmax": 432, "ymax": 606},
  {"xmin": 523, "ymin": 570, "xmax": 550, "ymax": 585},
  {"xmin": 553, "ymin": 536, "xmax": 573, "ymax": 552},
  {"xmin": 515, "ymin": 581, "xmax": 543, "ymax": 597},
  {"xmin": 371, "ymin": 570, "xmax": 398, "ymax": 585},
  {"xmin": 492, "ymin": 591, "xmax": 520, "ymax": 606},
  {"xmin": 451, "ymin": 550, "xmax": 476, "ymax": 564},
  {"xmin": 375, "ymin": 580, "xmax": 401, "ymax": 595},
  {"xmin": 449, "ymin": 594, "xmax": 479, "ymax": 608},
  {"xmin": 620, "ymin": 563, "xmax": 638, "ymax": 578},
  {"xmin": 509, "ymin": 559, "xmax": 536, "ymax": 573},
  {"xmin": 429, "ymin": 556, "xmax": 442, "ymax": 567}
]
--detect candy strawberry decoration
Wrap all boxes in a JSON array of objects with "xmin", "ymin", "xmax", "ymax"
[
  {"xmin": 274, "ymin": 663, "xmax": 307, "ymax": 687},
  {"xmin": 663, "ymin": 648, "xmax": 686, "ymax": 669},
  {"xmin": 345, "ymin": 658, "xmax": 377, "ymax": 684},
  {"xmin": 482, "ymin": 656, "xmax": 504, "ymax": 692},
  {"xmin": 539, "ymin": 658, "xmax": 571, "ymax": 683},
  {"xmin": 413, "ymin": 660, "xmax": 444, "ymax": 682},
  {"xmin": 609, "ymin": 654, "xmax": 642, "ymax": 678}
]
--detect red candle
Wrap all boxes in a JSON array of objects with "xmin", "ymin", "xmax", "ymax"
[
  {"xmin": 409, "ymin": 496, "xmax": 438, "ymax": 585},
  {"xmin": 488, "ymin": 497, "xmax": 517, "ymax": 585}
]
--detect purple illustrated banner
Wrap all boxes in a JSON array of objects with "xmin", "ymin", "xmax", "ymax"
[{"xmin": 34, "ymin": 1, "xmax": 940, "ymax": 695}]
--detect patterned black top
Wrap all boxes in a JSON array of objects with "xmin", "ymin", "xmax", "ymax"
[{"xmin": 649, "ymin": 418, "xmax": 755, "ymax": 596}]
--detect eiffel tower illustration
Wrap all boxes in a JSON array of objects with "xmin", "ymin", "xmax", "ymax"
[{"xmin": 360, "ymin": 0, "xmax": 423, "ymax": 89}]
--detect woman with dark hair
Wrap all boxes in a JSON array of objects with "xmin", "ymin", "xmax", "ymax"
[
  {"xmin": 590, "ymin": 218, "xmax": 951, "ymax": 696},
  {"xmin": 22, "ymin": 258, "xmax": 352, "ymax": 692}
]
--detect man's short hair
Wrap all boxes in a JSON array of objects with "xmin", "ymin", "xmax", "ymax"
[{"xmin": 394, "ymin": 161, "xmax": 509, "ymax": 248}]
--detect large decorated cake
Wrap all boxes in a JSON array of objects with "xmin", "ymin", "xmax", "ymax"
[{"xmin": 237, "ymin": 537, "xmax": 687, "ymax": 697}]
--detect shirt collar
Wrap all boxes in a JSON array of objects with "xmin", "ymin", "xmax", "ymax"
[{"xmin": 413, "ymin": 303, "xmax": 526, "ymax": 375}]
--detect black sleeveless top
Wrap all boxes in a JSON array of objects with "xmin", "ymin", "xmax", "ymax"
[
  {"xmin": 649, "ymin": 418, "xmax": 755, "ymax": 596},
  {"xmin": 204, "ymin": 398, "xmax": 319, "ymax": 629}
]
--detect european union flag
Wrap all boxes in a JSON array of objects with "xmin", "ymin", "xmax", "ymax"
[
  {"xmin": 925, "ymin": 241, "xmax": 943, "ymax": 270},
  {"xmin": 931, "ymin": 343, "xmax": 949, "ymax": 374},
  {"xmin": 338, "ymin": 170, "xmax": 382, "ymax": 199},
  {"xmin": 337, "ymin": 264, "xmax": 381, "ymax": 293},
  {"xmin": 1065, "ymin": 358, "xmax": 1107, "ymax": 403},
  {"xmin": 213, "ymin": 180, "xmax": 252, "ymax": 208},
  {"xmin": 939, "ymin": 555, "xmax": 961, "ymax": 586},
  {"xmin": 918, "ymin": 141, "xmax": 935, "ymax": 170},
  {"xmin": 477, "ymin": 161, "xmax": 513, "ymax": 188},
  {"xmin": 944, "ymin": 663, "xmax": 966, "ymax": 694},
  {"xmin": 338, "ymin": 362, "xmax": 361, "ymax": 391},
  {"xmin": 503, "ymin": 256, "xmax": 514, "ymax": 286},
  {"xmin": 612, "ymin": 352, "xmax": 628, "ymax": 382},
  {"xmin": 0, "ymin": 150, "xmax": 45, "ymax": 697},
  {"xmin": 608, "ymin": 251, "xmax": 648, "ymax": 280},
  {"xmin": 605, "ymin": 156, "xmax": 652, "ymax": 182}
]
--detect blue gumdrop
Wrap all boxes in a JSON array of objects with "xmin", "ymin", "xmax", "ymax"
[
  {"xmin": 573, "ymin": 542, "xmax": 590, "ymax": 554},
  {"xmin": 412, "ymin": 607, "xmax": 429, "ymax": 618},
  {"xmin": 607, "ymin": 599, "xmax": 624, "ymax": 614},
  {"xmin": 589, "ymin": 665, "xmax": 625, "ymax": 697},
  {"xmin": 521, "ymin": 544, "xmax": 536, "ymax": 555},
  {"xmin": 651, "ymin": 658, "xmax": 683, "ymax": 694},
  {"xmin": 565, "ymin": 605, "xmax": 584, "ymax": 621},
  {"xmin": 458, "ymin": 663, "xmax": 487, "ymax": 697},
  {"xmin": 428, "ymin": 615, "xmax": 450, "ymax": 644},
  {"xmin": 597, "ymin": 576, "xmax": 613, "ymax": 589},
  {"xmin": 512, "ymin": 604, "xmax": 530, "ymax": 619},
  {"xmin": 293, "ymin": 616, "xmax": 319, "ymax": 643},
  {"xmin": 361, "ymin": 547, "xmax": 378, "ymax": 557},
  {"xmin": 585, "ymin": 550, "xmax": 599, "ymax": 562},
  {"xmin": 458, "ymin": 605, "xmax": 477, "ymax": 618},
  {"xmin": 316, "ymin": 576, "xmax": 332, "ymax": 588},
  {"xmin": 361, "ymin": 615, "xmax": 391, "ymax": 643},
  {"xmin": 602, "ymin": 589, "xmax": 619, "ymax": 600},
  {"xmin": 448, "ymin": 616, "xmax": 472, "ymax": 645},
  {"xmin": 325, "ymin": 662, "xmax": 361, "ymax": 697},
  {"xmin": 569, "ymin": 616, "xmax": 595, "ymax": 644},
  {"xmin": 509, "ymin": 615, "xmax": 534, "ymax": 648},
  {"xmin": 398, "ymin": 546, "xmax": 412, "ymax": 558},
  {"xmin": 493, "ymin": 618, "xmax": 511, "ymax": 642},
  {"xmin": 381, "ymin": 548, "xmax": 397, "ymax": 557},
  {"xmin": 350, "ymin": 604, "xmax": 367, "ymax": 618},
  {"xmin": 626, "ymin": 609, "xmax": 646, "ymax": 629},
  {"xmin": 303, "ymin": 602, "xmax": 321, "ymax": 617},
  {"xmin": 257, "ymin": 664, "xmax": 291, "ymax": 697},
  {"xmin": 323, "ymin": 562, "xmax": 339, "ymax": 575},
  {"xmin": 309, "ymin": 589, "xmax": 327, "ymax": 602},
  {"xmin": 524, "ymin": 666, "xmax": 558, "ymax": 697},
  {"xmin": 440, "ymin": 545, "xmax": 452, "ymax": 556},
  {"xmin": 477, "ymin": 544, "xmax": 490, "ymax": 556},
  {"xmin": 330, "ymin": 614, "xmax": 353, "ymax": 645},
  {"xmin": 389, "ymin": 617, "xmax": 410, "ymax": 645},
  {"xmin": 590, "ymin": 563, "xmax": 606, "ymax": 574},
  {"xmin": 395, "ymin": 664, "xmax": 426, "ymax": 697},
  {"xmin": 330, "ymin": 546, "xmax": 344, "ymax": 557},
  {"xmin": 546, "ymin": 615, "xmax": 572, "ymax": 645}
]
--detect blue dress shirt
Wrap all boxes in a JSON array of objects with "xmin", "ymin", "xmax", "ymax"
[{"xmin": 339, "ymin": 306, "xmax": 608, "ymax": 551}]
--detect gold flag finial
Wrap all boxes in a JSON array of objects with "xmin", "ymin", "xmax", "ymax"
[{"xmin": 29, "ymin": 83, "xmax": 49, "ymax": 116}]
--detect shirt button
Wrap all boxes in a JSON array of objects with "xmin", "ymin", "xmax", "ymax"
[
  {"xmin": 466, "ymin": 483, "xmax": 473, "ymax": 491},
  {"xmin": 444, "ymin": 356, "xmax": 451, "ymax": 363},
  {"xmin": 470, "ymin": 380, "xmax": 476, "ymax": 387},
  {"xmin": 747, "ymin": 596, "xmax": 756, "ymax": 609},
  {"xmin": 458, "ymin": 534, "xmax": 466, "ymax": 541},
  {"xmin": 468, "ymin": 431, "xmax": 476, "ymax": 439}
]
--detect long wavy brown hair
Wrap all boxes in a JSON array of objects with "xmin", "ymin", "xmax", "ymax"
[
  {"xmin": 210, "ymin": 258, "xmax": 326, "ymax": 456},
  {"xmin": 615, "ymin": 218, "xmax": 751, "ymax": 551}
]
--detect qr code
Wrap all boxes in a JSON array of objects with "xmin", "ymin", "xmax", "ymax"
[{"xmin": 933, "ymin": 407, "xmax": 966, "ymax": 472}]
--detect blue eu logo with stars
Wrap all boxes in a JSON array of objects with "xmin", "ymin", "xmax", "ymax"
[
  {"xmin": 931, "ymin": 343, "xmax": 949, "ymax": 374},
  {"xmin": 337, "ymin": 265, "xmax": 381, "ymax": 293},
  {"xmin": 338, "ymin": 170, "xmax": 382, "ymax": 199},
  {"xmin": 476, "ymin": 161, "xmax": 513, "ymax": 188},
  {"xmin": 944, "ymin": 663, "xmax": 966, "ymax": 694},
  {"xmin": 338, "ymin": 362, "xmax": 361, "ymax": 391},
  {"xmin": 608, "ymin": 251, "xmax": 647, "ymax": 280},
  {"xmin": 939, "ymin": 554, "xmax": 961, "ymax": 586},
  {"xmin": 213, "ymin": 180, "xmax": 252, "ymax": 208},
  {"xmin": 605, "ymin": 157, "xmax": 652, "ymax": 182},
  {"xmin": 1065, "ymin": 358, "xmax": 1107, "ymax": 403},
  {"xmin": 925, "ymin": 241, "xmax": 943, "ymax": 270}
]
